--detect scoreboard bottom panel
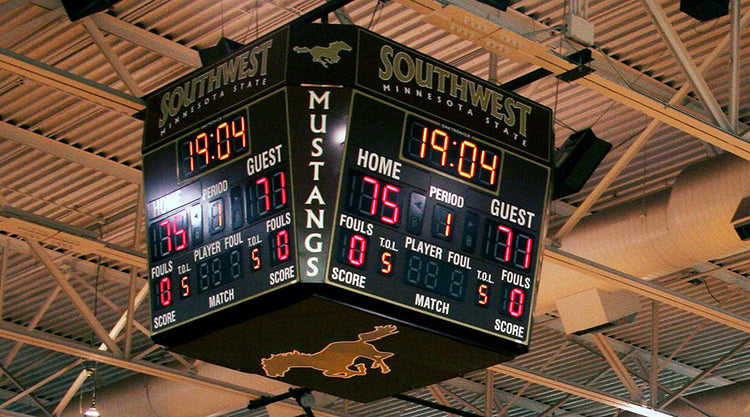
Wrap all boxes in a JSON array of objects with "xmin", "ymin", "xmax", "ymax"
[{"xmin": 164, "ymin": 286, "xmax": 517, "ymax": 403}]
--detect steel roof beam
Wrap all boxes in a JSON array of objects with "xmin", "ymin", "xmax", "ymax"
[
  {"xmin": 124, "ymin": 188, "xmax": 145, "ymax": 358},
  {"xmin": 81, "ymin": 17, "xmax": 145, "ymax": 97},
  {"xmin": 592, "ymin": 333, "xmax": 643, "ymax": 402},
  {"xmin": 0, "ymin": 320, "xmax": 346, "ymax": 417},
  {"xmin": 0, "ymin": 207, "xmax": 147, "ymax": 269},
  {"xmin": 0, "ymin": 363, "xmax": 54, "ymax": 417},
  {"xmin": 1, "ymin": 286, "xmax": 62, "ymax": 377},
  {"xmin": 394, "ymin": 0, "xmax": 750, "ymax": 161},
  {"xmin": 490, "ymin": 363, "xmax": 676, "ymax": 417},
  {"xmin": 438, "ymin": 0, "xmax": 708, "ymax": 113},
  {"xmin": 444, "ymin": 377, "xmax": 583, "ymax": 416},
  {"xmin": 544, "ymin": 318, "xmax": 734, "ymax": 388},
  {"xmin": 88, "ymin": 13, "xmax": 202, "ymax": 68},
  {"xmin": 544, "ymin": 247, "xmax": 750, "ymax": 334},
  {"xmin": 660, "ymin": 337, "xmax": 750, "ymax": 408},
  {"xmin": 0, "ymin": 360, "xmax": 81, "ymax": 412},
  {"xmin": 729, "ymin": 0, "xmax": 741, "ymax": 130},
  {"xmin": 52, "ymin": 283, "xmax": 149, "ymax": 416},
  {"xmin": 0, "ymin": 234, "xmax": 133, "ymax": 286},
  {"xmin": 553, "ymin": 6, "xmax": 750, "ymax": 240},
  {"xmin": 0, "ymin": 122, "xmax": 142, "ymax": 185},
  {"xmin": 639, "ymin": 0, "xmax": 732, "ymax": 132},
  {"xmin": 26, "ymin": 239, "xmax": 124, "ymax": 357},
  {"xmin": 0, "ymin": 48, "xmax": 144, "ymax": 115}
]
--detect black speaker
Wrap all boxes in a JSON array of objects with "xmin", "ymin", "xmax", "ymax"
[
  {"xmin": 553, "ymin": 128, "xmax": 612, "ymax": 199},
  {"xmin": 476, "ymin": 0, "xmax": 509, "ymax": 11},
  {"xmin": 199, "ymin": 37, "xmax": 245, "ymax": 67},
  {"xmin": 61, "ymin": 0, "xmax": 121, "ymax": 21},
  {"xmin": 680, "ymin": 0, "xmax": 729, "ymax": 21}
]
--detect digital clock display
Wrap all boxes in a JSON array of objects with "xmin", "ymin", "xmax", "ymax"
[
  {"xmin": 402, "ymin": 115, "xmax": 500, "ymax": 192},
  {"xmin": 177, "ymin": 110, "xmax": 249, "ymax": 181}
]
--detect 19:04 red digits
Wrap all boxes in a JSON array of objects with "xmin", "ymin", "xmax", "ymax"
[
  {"xmin": 178, "ymin": 112, "xmax": 249, "ymax": 180},
  {"xmin": 403, "ymin": 115, "xmax": 500, "ymax": 190}
]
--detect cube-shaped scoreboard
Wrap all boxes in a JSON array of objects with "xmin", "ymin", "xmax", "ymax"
[{"xmin": 142, "ymin": 23, "xmax": 552, "ymax": 402}]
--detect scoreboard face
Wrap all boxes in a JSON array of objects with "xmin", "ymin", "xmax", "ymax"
[
  {"xmin": 142, "ymin": 23, "xmax": 553, "ymax": 382},
  {"xmin": 144, "ymin": 90, "xmax": 298, "ymax": 334},
  {"xmin": 327, "ymin": 93, "xmax": 548, "ymax": 345}
]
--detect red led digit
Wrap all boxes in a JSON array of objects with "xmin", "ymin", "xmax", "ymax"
[
  {"xmin": 272, "ymin": 171, "xmax": 287, "ymax": 208},
  {"xmin": 216, "ymin": 122, "xmax": 231, "ymax": 160},
  {"xmin": 480, "ymin": 150, "xmax": 498, "ymax": 185},
  {"xmin": 251, "ymin": 247, "xmax": 261, "ymax": 270},
  {"xmin": 256, "ymin": 176, "xmax": 271, "ymax": 212},
  {"xmin": 432, "ymin": 206, "xmax": 454, "ymax": 240},
  {"xmin": 180, "ymin": 276, "xmax": 190, "ymax": 298},
  {"xmin": 159, "ymin": 276, "xmax": 172, "ymax": 307},
  {"xmin": 362, "ymin": 176, "xmax": 380, "ymax": 215},
  {"xmin": 419, "ymin": 126, "xmax": 429, "ymax": 158},
  {"xmin": 214, "ymin": 200, "xmax": 223, "ymax": 228},
  {"xmin": 188, "ymin": 141, "xmax": 196, "ymax": 172},
  {"xmin": 431, "ymin": 129, "xmax": 449, "ymax": 166},
  {"xmin": 347, "ymin": 234, "xmax": 367, "ymax": 266},
  {"xmin": 195, "ymin": 132, "xmax": 210, "ymax": 166},
  {"xmin": 508, "ymin": 288, "xmax": 525, "ymax": 318},
  {"xmin": 173, "ymin": 212, "xmax": 187, "ymax": 251},
  {"xmin": 275, "ymin": 229, "xmax": 290, "ymax": 261},
  {"xmin": 381, "ymin": 184, "xmax": 400, "ymax": 224},
  {"xmin": 518, "ymin": 235, "xmax": 533, "ymax": 269},
  {"xmin": 380, "ymin": 252, "xmax": 392, "ymax": 274},
  {"xmin": 232, "ymin": 116, "xmax": 247, "ymax": 149},
  {"xmin": 158, "ymin": 218, "xmax": 172, "ymax": 253},
  {"xmin": 477, "ymin": 283, "xmax": 489, "ymax": 306},
  {"xmin": 458, "ymin": 141, "xmax": 478, "ymax": 179},
  {"xmin": 498, "ymin": 225, "xmax": 513, "ymax": 262}
]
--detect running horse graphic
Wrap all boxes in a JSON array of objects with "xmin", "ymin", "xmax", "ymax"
[
  {"xmin": 293, "ymin": 41, "xmax": 352, "ymax": 68},
  {"xmin": 261, "ymin": 325, "xmax": 399, "ymax": 379}
]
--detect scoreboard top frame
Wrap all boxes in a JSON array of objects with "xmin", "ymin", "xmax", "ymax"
[{"xmin": 143, "ymin": 23, "xmax": 553, "ymax": 163}]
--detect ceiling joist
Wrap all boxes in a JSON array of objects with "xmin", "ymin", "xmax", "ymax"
[
  {"xmin": 394, "ymin": 0, "xmax": 750, "ymax": 161},
  {"xmin": 545, "ymin": 247, "xmax": 750, "ymax": 334},
  {"xmin": 0, "ymin": 48, "xmax": 144, "ymax": 115},
  {"xmin": 490, "ymin": 363, "xmax": 675, "ymax": 417}
]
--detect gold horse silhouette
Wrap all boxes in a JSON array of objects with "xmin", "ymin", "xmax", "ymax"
[
  {"xmin": 261, "ymin": 325, "xmax": 398, "ymax": 379},
  {"xmin": 292, "ymin": 41, "xmax": 352, "ymax": 68}
]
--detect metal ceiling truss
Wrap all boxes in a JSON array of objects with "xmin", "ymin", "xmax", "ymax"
[
  {"xmin": 554, "ymin": 3, "xmax": 750, "ymax": 240},
  {"xmin": 395, "ymin": 0, "xmax": 750, "ymax": 160},
  {"xmin": 5, "ymin": 198, "xmax": 738, "ymax": 414},
  {"xmin": 639, "ymin": 0, "xmax": 732, "ymax": 132},
  {"xmin": 0, "ymin": 1, "xmax": 749, "ymax": 417},
  {"xmin": 0, "ymin": 49, "xmax": 143, "ymax": 115}
]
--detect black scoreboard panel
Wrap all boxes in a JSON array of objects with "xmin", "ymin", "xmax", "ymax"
[
  {"xmin": 144, "ymin": 89, "xmax": 298, "ymax": 336},
  {"xmin": 327, "ymin": 93, "xmax": 548, "ymax": 345},
  {"xmin": 143, "ymin": 23, "xmax": 553, "ymax": 402}
]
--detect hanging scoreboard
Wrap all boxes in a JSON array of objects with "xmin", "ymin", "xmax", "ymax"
[{"xmin": 142, "ymin": 23, "xmax": 552, "ymax": 402}]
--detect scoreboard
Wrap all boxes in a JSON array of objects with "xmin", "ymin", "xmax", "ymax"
[
  {"xmin": 328, "ymin": 92, "xmax": 548, "ymax": 342},
  {"xmin": 142, "ymin": 23, "xmax": 552, "ymax": 402}
]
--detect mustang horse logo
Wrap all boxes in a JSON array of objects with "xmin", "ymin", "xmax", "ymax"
[
  {"xmin": 261, "ymin": 325, "xmax": 398, "ymax": 379},
  {"xmin": 293, "ymin": 41, "xmax": 352, "ymax": 68}
]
